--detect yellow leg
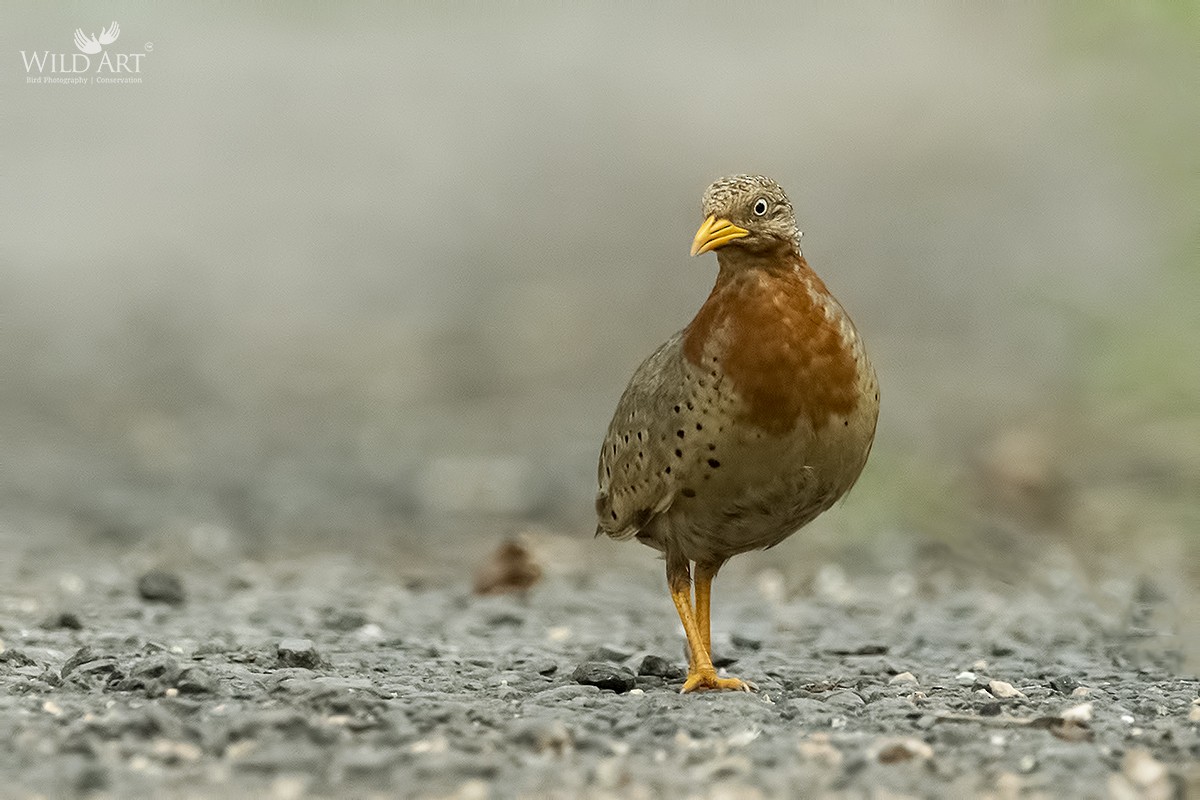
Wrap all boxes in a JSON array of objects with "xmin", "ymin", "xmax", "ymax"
[
  {"xmin": 667, "ymin": 555, "xmax": 751, "ymax": 693},
  {"xmin": 694, "ymin": 561, "xmax": 719, "ymax": 660}
]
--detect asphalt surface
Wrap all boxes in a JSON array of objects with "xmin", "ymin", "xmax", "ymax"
[{"xmin": 1, "ymin": 534, "xmax": 1197, "ymax": 800}]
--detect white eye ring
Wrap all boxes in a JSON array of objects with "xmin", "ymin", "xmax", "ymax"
[{"xmin": 752, "ymin": 198, "xmax": 769, "ymax": 216}]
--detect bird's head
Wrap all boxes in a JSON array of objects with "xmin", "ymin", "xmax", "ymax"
[{"xmin": 690, "ymin": 174, "xmax": 800, "ymax": 259}]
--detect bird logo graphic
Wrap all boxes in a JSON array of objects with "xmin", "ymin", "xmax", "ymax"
[{"xmin": 73, "ymin": 22, "xmax": 120, "ymax": 55}]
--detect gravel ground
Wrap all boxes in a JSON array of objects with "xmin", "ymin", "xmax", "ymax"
[{"xmin": 1, "ymin": 537, "xmax": 1197, "ymax": 800}]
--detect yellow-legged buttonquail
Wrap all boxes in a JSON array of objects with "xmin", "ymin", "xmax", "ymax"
[{"xmin": 595, "ymin": 175, "xmax": 879, "ymax": 692}]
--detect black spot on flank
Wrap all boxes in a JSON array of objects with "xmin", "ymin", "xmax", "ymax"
[
  {"xmin": 875, "ymin": 392, "xmax": 879, "ymax": 401},
  {"xmin": 674, "ymin": 405, "xmax": 681, "ymax": 413},
  {"xmin": 681, "ymin": 488, "xmax": 696, "ymax": 498},
  {"xmin": 605, "ymin": 466, "xmax": 610, "ymax": 477},
  {"xmin": 637, "ymin": 431, "xmax": 643, "ymax": 441},
  {"xmin": 611, "ymin": 510, "xmax": 618, "ymax": 519},
  {"xmin": 686, "ymin": 401, "xmax": 694, "ymax": 410},
  {"xmin": 623, "ymin": 434, "xmax": 629, "ymax": 443},
  {"xmin": 710, "ymin": 371, "xmax": 718, "ymax": 378},
  {"xmin": 664, "ymin": 466, "xmax": 672, "ymax": 474},
  {"xmin": 638, "ymin": 451, "xmax": 643, "ymax": 459},
  {"xmin": 844, "ymin": 419, "xmax": 849, "ymax": 426},
  {"xmin": 708, "ymin": 443, "xmax": 716, "ymax": 451},
  {"xmin": 708, "ymin": 459, "xmax": 721, "ymax": 468},
  {"xmin": 676, "ymin": 430, "xmax": 685, "ymax": 439},
  {"xmin": 695, "ymin": 423, "xmax": 703, "ymax": 431},
  {"xmin": 674, "ymin": 448, "xmax": 683, "ymax": 458}
]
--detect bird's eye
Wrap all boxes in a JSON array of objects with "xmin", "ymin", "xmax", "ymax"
[{"xmin": 752, "ymin": 198, "xmax": 769, "ymax": 216}]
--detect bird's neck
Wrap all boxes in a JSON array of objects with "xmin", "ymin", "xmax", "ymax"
[{"xmin": 714, "ymin": 245, "xmax": 817, "ymax": 289}]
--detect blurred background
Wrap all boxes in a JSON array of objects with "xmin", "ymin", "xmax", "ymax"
[{"xmin": 2, "ymin": 4, "xmax": 1197, "ymax": 638}]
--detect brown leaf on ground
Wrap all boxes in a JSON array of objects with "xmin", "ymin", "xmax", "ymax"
[
  {"xmin": 873, "ymin": 737, "xmax": 934, "ymax": 764},
  {"xmin": 473, "ymin": 535, "xmax": 543, "ymax": 595}
]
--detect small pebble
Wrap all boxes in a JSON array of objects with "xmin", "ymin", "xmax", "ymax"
[
  {"xmin": 571, "ymin": 662, "xmax": 636, "ymax": 693},
  {"xmin": 888, "ymin": 672, "xmax": 918, "ymax": 686},
  {"xmin": 177, "ymin": 666, "xmax": 219, "ymax": 694},
  {"xmin": 1047, "ymin": 674, "xmax": 1078, "ymax": 694},
  {"xmin": 41, "ymin": 612, "xmax": 83, "ymax": 630},
  {"xmin": 60, "ymin": 645, "xmax": 100, "ymax": 678},
  {"xmin": 529, "ymin": 659, "xmax": 557, "ymax": 676},
  {"xmin": 137, "ymin": 571, "xmax": 186, "ymax": 605},
  {"xmin": 825, "ymin": 690, "xmax": 865, "ymax": 709},
  {"xmin": 276, "ymin": 639, "xmax": 323, "ymax": 670},
  {"xmin": 978, "ymin": 700, "xmax": 1002, "ymax": 716},
  {"xmin": 956, "ymin": 671, "xmax": 977, "ymax": 686},
  {"xmin": 988, "ymin": 679, "xmax": 1025, "ymax": 698},
  {"xmin": 730, "ymin": 632, "xmax": 763, "ymax": 650},
  {"xmin": 637, "ymin": 654, "xmax": 684, "ymax": 680},
  {"xmin": 1061, "ymin": 702, "xmax": 1093, "ymax": 723}
]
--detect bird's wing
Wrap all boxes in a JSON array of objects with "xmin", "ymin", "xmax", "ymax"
[
  {"xmin": 595, "ymin": 332, "xmax": 688, "ymax": 540},
  {"xmin": 99, "ymin": 21, "xmax": 120, "ymax": 45},
  {"xmin": 74, "ymin": 30, "xmax": 101, "ymax": 54}
]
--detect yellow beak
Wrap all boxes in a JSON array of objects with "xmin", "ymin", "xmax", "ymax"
[{"xmin": 690, "ymin": 215, "xmax": 750, "ymax": 256}]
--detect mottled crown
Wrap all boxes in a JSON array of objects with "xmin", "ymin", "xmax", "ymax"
[
  {"xmin": 701, "ymin": 175, "xmax": 793, "ymax": 219},
  {"xmin": 701, "ymin": 174, "xmax": 801, "ymax": 253}
]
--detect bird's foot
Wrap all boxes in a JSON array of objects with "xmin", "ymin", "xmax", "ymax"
[{"xmin": 680, "ymin": 667, "xmax": 755, "ymax": 693}]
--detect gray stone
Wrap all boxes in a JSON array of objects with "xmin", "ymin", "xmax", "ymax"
[
  {"xmin": 0, "ymin": 649, "xmax": 38, "ymax": 668},
  {"xmin": 1048, "ymin": 674, "xmax": 1079, "ymax": 694},
  {"xmin": 825, "ymin": 690, "xmax": 867, "ymax": 709},
  {"xmin": 276, "ymin": 638, "xmax": 324, "ymax": 669},
  {"xmin": 177, "ymin": 666, "xmax": 219, "ymax": 694},
  {"xmin": 60, "ymin": 645, "xmax": 101, "ymax": 678},
  {"xmin": 570, "ymin": 662, "xmax": 636, "ymax": 693},
  {"xmin": 637, "ymin": 654, "xmax": 685, "ymax": 679},
  {"xmin": 731, "ymin": 631, "xmax": 764, "ymax": 650},
  {"xmin": 41, "ymin": 611, "xmax": 84, "ymax": 630},
  {"xmin": 137, "ymin": 570, "xmax": 186, "ymax": 604}
]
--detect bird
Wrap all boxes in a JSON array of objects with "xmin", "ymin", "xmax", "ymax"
[{"xmin": 595, "ymin": 175, "xmax": 879, "ymax": 692}]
